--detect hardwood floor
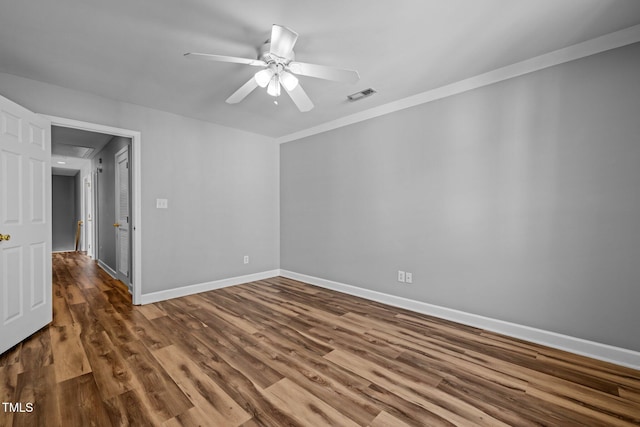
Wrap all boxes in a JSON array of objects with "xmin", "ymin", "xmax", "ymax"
[{"xmin": 1, "ymin": 252, "xmax": 639, "ymax": 426}]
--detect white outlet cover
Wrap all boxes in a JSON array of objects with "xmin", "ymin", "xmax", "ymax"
[
  {"xmin": 405, "ymin": 272, "xmax": 413, "ymax": 283},
  {"xmin": 156, "ymin": 198, "xmax": 168, "ymax": 209}
]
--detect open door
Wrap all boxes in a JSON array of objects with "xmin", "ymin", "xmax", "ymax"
[
  {"xmin": 114, "ymin": 145, "xmax": 130, "ymax": 290},
  {"xmin": 83, "ymin": 175, "xmax": 93, "ymax": 257},
  {"xmin": 0, "ymin": 94, "xmax": 52, "ymax": 354}
]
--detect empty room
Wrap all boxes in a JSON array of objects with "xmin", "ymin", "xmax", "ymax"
[{"xmin": 1, "ymin": 1, "xmax": 640, "ymax": 426}]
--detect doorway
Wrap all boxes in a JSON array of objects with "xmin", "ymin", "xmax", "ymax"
[{"xmin": 48, "ymin": 116, "xmax": 142, "ymax": 304}]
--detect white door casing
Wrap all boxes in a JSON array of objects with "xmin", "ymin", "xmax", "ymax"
[
  {"xmin": 0, "ymin": 95, "xmax": 52, "ymax": 355},
  {"xmin": 46, "ymin": 116, "xmax": 141, "ymax": 305},
  {"xmin": 114, "ymin": 146, "xmax": 130, "ymax": 288}
]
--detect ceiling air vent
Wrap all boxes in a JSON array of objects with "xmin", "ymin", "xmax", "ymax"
[{"xmin": 347, "ymin": 88, "xmax": 377, "ymax": 102}]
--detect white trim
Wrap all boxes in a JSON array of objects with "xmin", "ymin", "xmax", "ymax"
[
  {"xmin": 140, "ymin": 270, "xmax": 280, "ymax": 305},
  {"xmin": 280, "ymin": 270, "xmax": 640, "ymax": 370},
  {"xmin": 45, "ymin": 115, "xmax": 143, "ymax": 304},
  {"xmin": 277, "ymin": 24, "xmax": 640, "ymax": 144},
  {"xmin": 98, "ymin": 259, "xmax": 117, "ymax": 279}
]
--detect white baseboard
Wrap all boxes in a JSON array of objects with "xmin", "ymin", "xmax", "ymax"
[
  {"xmin": 279, "ymin": 270, "xmax": 640, "ymax": 370},
  {"xmin": 97, "ymin": 260, "xmax": 117, "ymax": 279},
  {"xmin": 140, "ymin": 270, "xmax": 280, "ymax": 305}
]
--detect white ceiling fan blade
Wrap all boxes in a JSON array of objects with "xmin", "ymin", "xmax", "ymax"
[
  {"xmin": 288, "ymin": 61, "xmax": 360, "ymax": 83},
  {"xmin": 284, "ymin": 84, "xmax": 314, "ymax": 112},
  {"xmin": 226, "ymin": 77, "xmax": 259, "ymax": 104},
  {"xmin": 270, "ymin": 24, "xmax": 298, "ymax": 58},
  {"xmin": 184, "ymin": 53, "xmax": 266, "ymax": 67}
]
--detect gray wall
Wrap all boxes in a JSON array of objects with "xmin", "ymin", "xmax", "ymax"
[
  {"xmin": 0, "ymin": 71, "xmax": 280, "ymax": 295},
  {"xmin": 281, "ymin": 42, "xmax": 640, "ymax": 352},
  {"xmin": 52, "ymin": 175, "xmax": 77, "ymax": 251},
  {"xmin": 94, "ymin": 136, "xmax": 130, "ymax": 272}
]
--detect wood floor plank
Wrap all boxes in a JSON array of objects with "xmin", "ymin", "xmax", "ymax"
[
  {"xmin": 136, "ymin": 303, "xmax": 167, "ymax": 321},
  {"xmin": 265, "ymin": 378, "xmax": 361, "ymax": 427},
  {"xmin": 153, "ymin": 345, "xmax": 252, "ymax": 426},
  {"xmin": 525, "ymin": 385, "xmax": 639, "ymax": 427},
  {"xmin": 50, "ymin": 323, "xmax": 92, "ymax": 382},
  {"xmin": 151, "ymin": 316, "xmax": 303, "ymax": 427},
  {"xmin": 526, "ymin": 374, "xmax": 640, "ymax": 424},
  {"xmin": 620, "ymin": 387, "xmax": 640, "ymax": 404},
  {"xmin": 94, "ymin": 308, "xmax": 139, "ymax": 347},
  {"xmin": 12, "ymin": 366, "xmax": 61, "ymax": 427},
  {"xmin": 368, "ymin": 327, "xmax": 530, "ymax": 392},
  {"xmin": 115, "ymin": 340, "xmax": 194, "ymax": 423},
  {"xmin": 81, "ymin": 328, "xmax": 136, "ymax": 400},
  {"xmin": 0, "ymin": 342, "xmax": 22, "ymax": 368},
  {"xmin": 240, "ymin": 328, "xmax": 380, "ymax": 426},
  {"xmin": 57, "ymin": 373, "xmax": 111, "ymax": 427},
  {"xmin": 324, "ymin": 349, "xmax": 511, "ymax": 427},
  {"xmin": 104, "ymin": 388, "xmax": 166, "ymax": 427},
  {"xmin": 535, "ymin": 352, "xmax": 640, "ymax": 391},
  {"xmin": 51, "ymin": 292, "xmax": 74, "ymax": 326},
  {"xmin": 189, "ymin": 293, "xmax": 263, "ymax": 335},
  {"xmin": 368, "ymin": 410, "xmax": 413, "ymax": 427},
  {"xmin": 187, "ymin": 309, "xmax": 286, "ymax": 389},
  {"xmin": 60, "ymin": 276, "xmax": 87, "ymax": 305},
  {"xmin": 18, "ymin": 328, "xmax": 53, "ymax": 372},
  {"xmin": 0, "ymin": 364, "xmax": 21, "ymax": 427},
  {"xmin": 4, "ymin": 252, "xmax": 640, "ymax": 426}
]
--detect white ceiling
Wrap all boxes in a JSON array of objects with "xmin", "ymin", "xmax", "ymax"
[
  {"xmin": 1, "ymin": 1, "xmax": 640, "ymax": 138},
  {"xmin": 52, "ymin": 126, "xmax": 114, "ymax": 158}
]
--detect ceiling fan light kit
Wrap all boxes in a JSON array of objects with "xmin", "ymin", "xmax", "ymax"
[
  {"xmin": 185, "ymin": 24, "xmax": 360, "ymax": 112},
  {"xmin": 254, "ymin": 67, "xmax": 275, "ymax": 87},
  {"xmin": 279, "ymin": 71, "xmax": 298, "ymax": 91},
  {"xmin": 267, "ymin": 76, "xmax": 281, "ymax": 97}
]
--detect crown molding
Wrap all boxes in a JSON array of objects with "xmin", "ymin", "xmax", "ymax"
[{"xmin": 277, "ymin": 24, "xmax": 640, "ymax": 144}]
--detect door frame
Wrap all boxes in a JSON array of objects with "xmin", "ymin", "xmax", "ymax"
[{"xmin": 45, "ymin": 115, "xmax": 142, "ymax": 305}]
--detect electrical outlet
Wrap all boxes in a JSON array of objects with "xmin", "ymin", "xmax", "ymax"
[
  {"xmin": 397, "ymin": 270, "xmax": 405, "ymax": 282},
  {"xmin": 405, "ymin": 272, "xmax": 413, "ymax": 284},
  {"xmin": 156, "ymin": 198, "xmax": 168, "ymax": 209},
  {"xmin": 243, "ymin": 255, "xmax": 249, "ymax": 264}
]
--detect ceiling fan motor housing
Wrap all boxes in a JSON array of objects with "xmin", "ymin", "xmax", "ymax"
[{"xmin": 259, "ymin": 42, "xmax": 295, "ymax": 65}]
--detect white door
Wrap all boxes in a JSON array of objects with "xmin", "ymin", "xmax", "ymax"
[
  {"xmin": 0, "ymin": 95, "xmax": 51, "ymax": 355},
  {"xmin": 114, "ymin": 146, "xmax": 130, "ymax": 289},
  {"xmin": 83, "ymin": 175, "xmax": 93, "ymax": 257}
]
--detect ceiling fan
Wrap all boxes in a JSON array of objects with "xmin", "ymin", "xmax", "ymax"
[{"xmin": 185, "ymin": 24, "xmax": 360, "ymax": 112}]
